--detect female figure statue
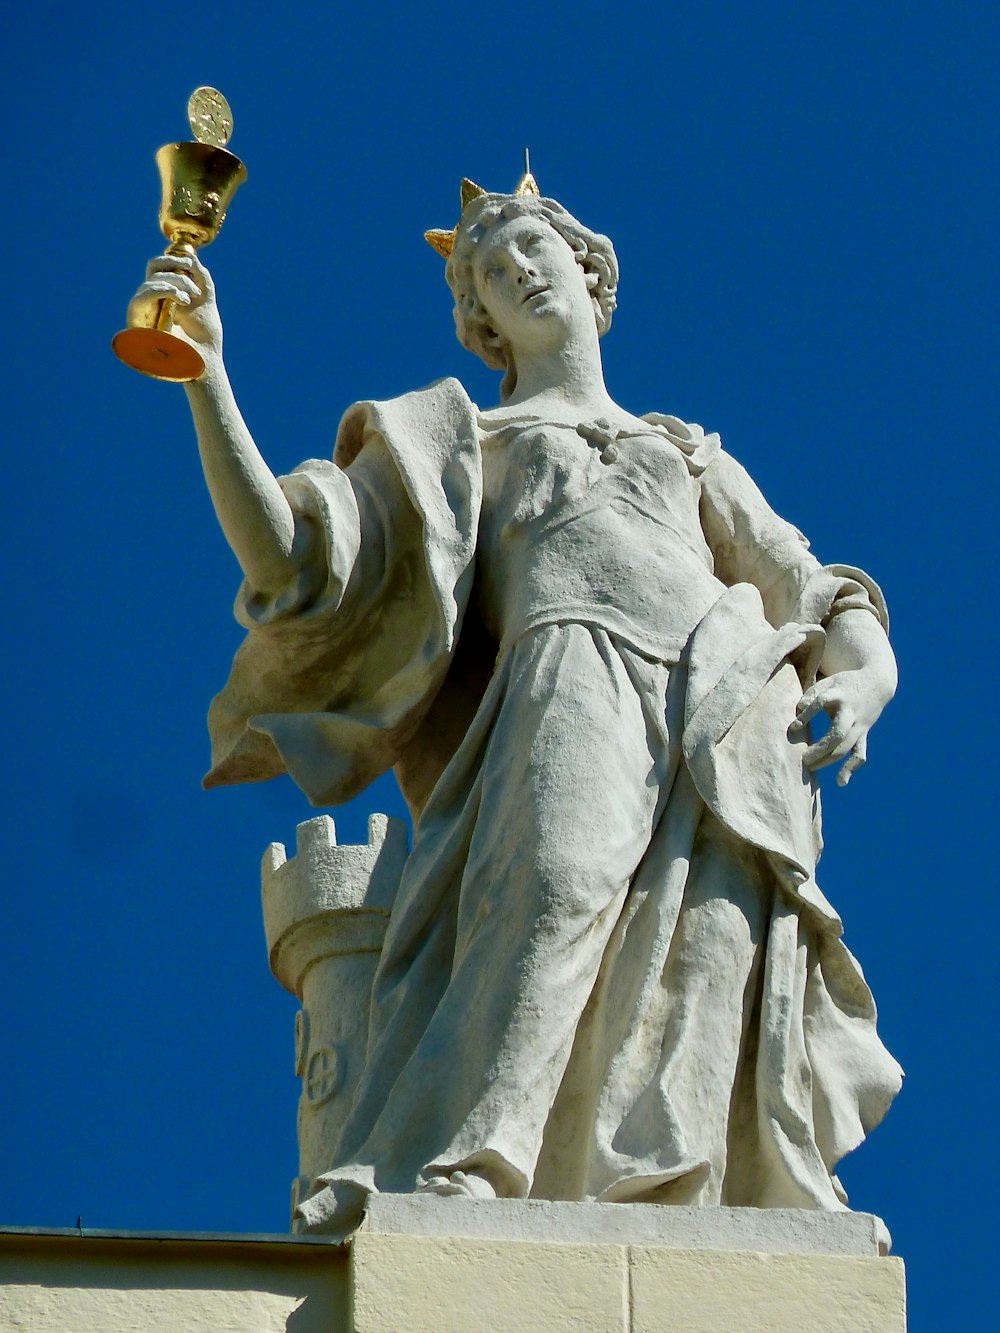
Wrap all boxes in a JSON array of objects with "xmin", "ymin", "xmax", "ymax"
[{"xmin": 130, "ymin": 169, "xmax": 900, "ymax": 1233}]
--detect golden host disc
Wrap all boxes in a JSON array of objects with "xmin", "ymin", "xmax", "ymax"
[
  {"xmin": 187, "ymin": 87, "xmax": 233, "ymax": 147},
  {"xmin": 112, "ymin": 327, "xmax": 206, "ymax": 382}
]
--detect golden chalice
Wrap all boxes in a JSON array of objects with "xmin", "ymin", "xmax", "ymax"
[{"xmin": 112, "ymin": 88, "xmax": 247, "ymax": 382}]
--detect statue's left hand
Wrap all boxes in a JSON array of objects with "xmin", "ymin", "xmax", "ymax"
[{"xmin": 791, "ymin": 670, "xmax": 891, "ymax": 787}]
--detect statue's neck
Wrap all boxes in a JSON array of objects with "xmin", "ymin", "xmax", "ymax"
[{"xmin": 503, "ymin": 331, "xmax": 614, "ymax": 417}]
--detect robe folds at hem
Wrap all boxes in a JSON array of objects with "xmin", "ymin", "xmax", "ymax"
[{"xmin": 202, "ymin": 378, "xmax": 902, "ymax": 1230}]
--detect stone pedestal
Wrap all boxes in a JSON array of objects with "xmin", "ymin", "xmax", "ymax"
[
  {"xmin": 1, "ymin": 1209, "xmax": 906, "ymax": 1332},
  {"xmin": 350, "ymin": 1198, "xmax": 906, "ymax": 1333},
  {"xmin": 261, "ymin": 813, "xmax": 407, "ymax": 1225}
]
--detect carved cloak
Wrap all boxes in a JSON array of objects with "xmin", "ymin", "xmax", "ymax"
[{"xmin": 205, "ymin": 378, "xmax": 901, "ymax": 1220}]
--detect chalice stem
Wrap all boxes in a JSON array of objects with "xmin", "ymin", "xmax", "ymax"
[
  {"xmin": 154, "ymin": 300, "xmax": 176, "ymax": 335},
  {"xmin": 154, "ymin": 240, "xmax": 196, "ymax": 335}
]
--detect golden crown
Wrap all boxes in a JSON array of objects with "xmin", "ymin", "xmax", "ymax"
[{"xmin": 424, "ymin": 150, "xmax": 540, "ymax": 260}]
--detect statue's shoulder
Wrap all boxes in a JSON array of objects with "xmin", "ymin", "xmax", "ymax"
[
  {"xmin": 334, "ymin": 378, "xmax": 477, "ymax": 468},
  {"xmin": 378, "ymin": 377, "xmax": 475, "ymax": 414},
  {"xmin": 641, "ymin": 411, "xmax": 723, "ymax": 476}
]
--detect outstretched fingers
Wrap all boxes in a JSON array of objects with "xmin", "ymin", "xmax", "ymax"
[
  {"xmin": 794, "ymin": 672, "xmax": 876, "ymax": 784},
  {"xmin": 804, "ymin": 715, "xmax": 865, "ymax": 768},
  {"xmin": 837, "ymin": 734, "xmax": 868, "ymax": 787}
]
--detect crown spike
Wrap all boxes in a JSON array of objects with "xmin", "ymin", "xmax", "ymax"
[
  {"xmin": 424, "ymin": 227, "xmax": 457, "ymax": 259},
  {"xmin": 460, "ymin": 178, "xmax": 487, "ymax": 207},
  {"xmin": 514, "ymin": 147, "xmax": 539, "ymax": 197}
]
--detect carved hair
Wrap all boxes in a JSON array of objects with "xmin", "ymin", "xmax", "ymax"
[{"xmin": 446, "ymin": 195, "xmax": 619, "ymax": 399}]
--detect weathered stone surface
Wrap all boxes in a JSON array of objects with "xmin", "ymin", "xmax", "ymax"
[
  {"xmin": 352, "ymin": 1203, "xmax": 905, "ymax": 1333},
  {"xmin": 0, "ymin": 1228, "xmax": 347, "ymax": 1333},
  {"xmin": 628, "ymin": 1249, "xmax": 905, "ymax": 1333},
  {"xmin": 351, "ymin": 1232, "xmax": 629, "ymax": 1333},
  {"xmin": 360, "ymin": 1195, "xmax": 888, "ymax": 1256}
]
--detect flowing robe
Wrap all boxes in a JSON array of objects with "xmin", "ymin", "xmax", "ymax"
[{"xmin": 205, "ymin": 378, "xmax": 901, "ymax": 1230}]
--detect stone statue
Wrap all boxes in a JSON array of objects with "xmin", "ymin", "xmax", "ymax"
[{"xmin": 129, "ymin": 165, "xmax": 901, "ymax": 1235}]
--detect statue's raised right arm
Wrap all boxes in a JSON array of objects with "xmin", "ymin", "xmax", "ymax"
[{"xmin": 130, "ymin": 250, "xmax": 305, "ymax": 596}]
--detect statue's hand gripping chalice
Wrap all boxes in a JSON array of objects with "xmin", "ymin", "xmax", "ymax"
[{"xmin": 112, "ymin": 88, "xmax": 246, "ymax": 382}]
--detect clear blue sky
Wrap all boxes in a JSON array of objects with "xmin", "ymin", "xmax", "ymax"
[{"xmin": 1, "ymin": 3, "xmax": 996, "ymax": 1328}]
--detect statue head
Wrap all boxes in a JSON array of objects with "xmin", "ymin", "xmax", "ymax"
[{"xmin": 443, "ymin": 193, "xmax": 619, "ymax": 399}]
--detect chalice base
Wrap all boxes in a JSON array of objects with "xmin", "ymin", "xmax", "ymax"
[{"xmin": 112, "ymin": 326, "xmax": 205, "ymax": 383}]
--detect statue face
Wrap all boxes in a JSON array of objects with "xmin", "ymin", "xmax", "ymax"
[{"xmin": 471, "ymin": 214, "xmax": 594, "ymax": 354}]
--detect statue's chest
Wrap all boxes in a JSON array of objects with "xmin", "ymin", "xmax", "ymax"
[{"xmin": 478, "ymin": 421, "xmax": 698, "ymax": 544}]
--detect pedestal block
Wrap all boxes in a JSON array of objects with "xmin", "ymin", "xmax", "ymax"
[
  {"xmin": 261, "ymin": 813, "xmax": 407, "ymax": 1226},
  {"xmin": 0, "ymin": 1210, "xmax": 906, "ymax": 1332},
  {"xmin": 350, "ymin": 1198, "xmax": 906, "ymax": 1333}
]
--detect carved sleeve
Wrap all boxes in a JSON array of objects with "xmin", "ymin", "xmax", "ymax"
[
  {"xmin": 698, "ymin": 450, "xmax": 888, "ymax": 632},
  {"xmin": 232, "ymin": 437, "xmax": 393, "ymax": 633}
]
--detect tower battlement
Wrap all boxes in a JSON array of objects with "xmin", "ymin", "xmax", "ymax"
[{"xmin": 262, "ymin": 813, "xmax": 408, "ymax": 997}]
